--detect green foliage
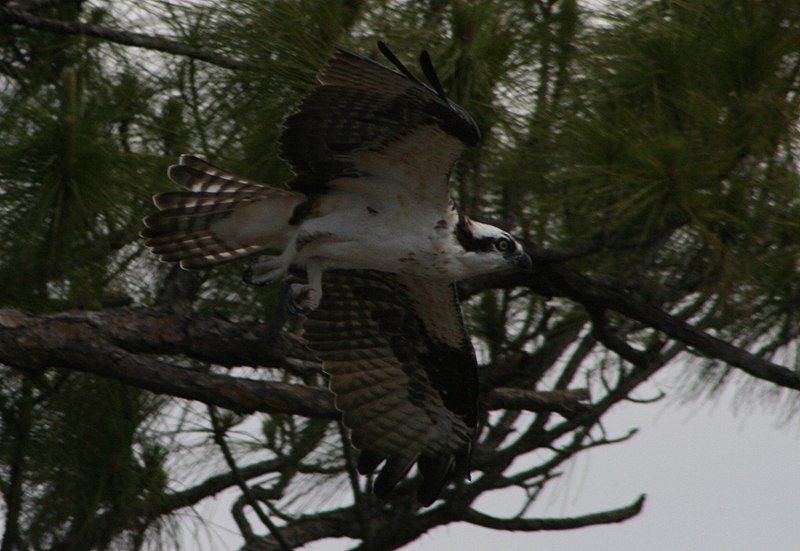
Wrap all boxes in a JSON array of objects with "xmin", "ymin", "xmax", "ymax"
[
  {"xmin": 551, "ymin": 1, "xmax": 800, "ymax": 316},
  {"xmin": 0, "ymin": 373, "xmax": 167, "ymax": 548},
  {"xmin": 1, "ymin": 0, "xmax": 800, "ymax": 548},
  {"xmin": 27, "ymin": 379, "xmax": 164, "ymax": 544},
  {"xmin": 0, "ymin": 62, "xmax": 165, "ymax": 311}
]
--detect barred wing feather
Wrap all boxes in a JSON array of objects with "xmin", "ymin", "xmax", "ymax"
[
  {"xmin": 302, "ymin": 270, "xmax": 479, "ymax": 505},
  {"xmin": 280, "ymin": 45, "xmax": 480, "ymax": 210}
]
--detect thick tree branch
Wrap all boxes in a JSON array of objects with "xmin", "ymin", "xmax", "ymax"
[
  {"xmin": 0, "ymin": 308, "xmax": 589, "ymax": 420},
  {"xmin": 485, "ymin": 387, "xmax": 589, "ymax": 418},
  {"xmin": 0, "ymin": 6, "xmax": 253, "ymax": 70},
  {"xmin": 463, "ymin": 494, "xmax": 645, "ymax": 531},
  {"xmin": 461, "ymin": 246, "xmax": 800, "ymax": 392},
  {"xmin": 0, "ymin": 310, "xmax": 337, "ymax": 418},
  {"xmin": 0, "ymin": 307, "xmax": 303, "ymax": 369}
]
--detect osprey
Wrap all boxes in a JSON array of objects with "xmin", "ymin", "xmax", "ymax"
[{"xmin": 142, "ymin": 42, "xmax": 532, "ymax": 505}]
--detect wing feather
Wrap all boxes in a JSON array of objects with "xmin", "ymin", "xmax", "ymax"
[
  {"xmin": 280, "ymin": 45, "xmax": 480, "ymax": 208},
  {"xmin": 302, "ymin": 270, "xmax": 479, "ymax": 504}
]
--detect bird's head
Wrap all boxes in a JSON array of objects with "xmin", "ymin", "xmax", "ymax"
[{"xmin": 455, "ymin": 218, "xmax": 532, "ymax": 276}]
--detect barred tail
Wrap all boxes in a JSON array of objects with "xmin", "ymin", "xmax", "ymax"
[{"xmin": 141, "ymin": 155, "xmax": 305, "ymax": 269}]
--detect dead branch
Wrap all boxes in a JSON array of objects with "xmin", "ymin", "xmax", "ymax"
[
  {"xmin": 460, "ymin": 244, "xmax": 800, "ymax": 392},
  {"xmin": 485, "ymin": 387, "xmax": 590, "ymax": 418},
  {"xmin": 462, "ymin": 494, "xmax": 645, "ymax": 531},
  {"xmin": 208, "ymin": 405, "xmax": 291, "ymax": 550}
]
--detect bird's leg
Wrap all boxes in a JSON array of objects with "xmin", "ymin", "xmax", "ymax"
[
  {"xmin": 288, "ymin": 258, "xmax": 323, "ymax": 315},
  {"xmin": 243, "ymin": 237, "xmax": 298, "ymax": 286}
]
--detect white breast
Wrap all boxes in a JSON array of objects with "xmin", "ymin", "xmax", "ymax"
[{"xmin": 294, "ymin": 184, "xmax": 465, "ymax": 280}]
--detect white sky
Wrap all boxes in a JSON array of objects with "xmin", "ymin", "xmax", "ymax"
[
  {"xmin": 398, "ymin": 378, "xmax": 800, "ymax": 551},
  {"xmin": 190, "ymin": 362, "xmax": 799, "ymax": 551}
]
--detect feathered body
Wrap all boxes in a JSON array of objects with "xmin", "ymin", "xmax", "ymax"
[{"xmin": 142, "ymin": 43, "xmax": 531, "ymax": 506}]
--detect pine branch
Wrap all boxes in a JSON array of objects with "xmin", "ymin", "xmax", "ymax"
[
  {"xmin": 0, "ymin": 308, "xmax": 590, "ymax": 419},
  {"xmin": 460, "ymin": 244, "xmax": 800, "ymax": 392},
  {"xmin": 462, "ymin": 494, "xmax": 645, "ymax": 531},
  {"xmin": 51, "ymin": 457, "xmax": 286, "ymax": 550},
  {"xmin": 0, "ymin": 380, "xmax": 32, "ymax": 551},
  {"xmin": 484, "ymin": 387, "xmax": 590, "ymax": 418},
  {"xmin": 0, "ymin": 6, "xmax": 253, "ymax": 70},
  {"xmin": 240, "ymin": 507, "xmax": 359, "ymax": 551}
]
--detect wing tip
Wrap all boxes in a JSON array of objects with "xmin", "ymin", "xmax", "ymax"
[
  {"xmin": 167, "ymin": 164, "xmax": 190, "ymax": 187},
  {"xmin": 416, "ymin": 455, "xmax": 454, "ymax": 507},
  {"xmin": 356, "ymin": 449, "xmax": 385, "ymax": 475},
  {"xmin": 376, "ymin": 40, "xmax": 420, "ymax": 83},
  {"xmin": 373, "ymin": 455, "xmax": 417, "ymax": 499}
]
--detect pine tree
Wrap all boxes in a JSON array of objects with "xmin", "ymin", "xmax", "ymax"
[{"xmin": 0, "ymin": 1, "xmax": 798, "ymax": 549}]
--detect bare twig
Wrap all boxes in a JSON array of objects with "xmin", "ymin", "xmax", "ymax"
[
  {"xmin": 462, "ymin": 494, "xmax": 645, "ymax": 530},
  {"xmin": 208, "ymin": 405, "xmax": 291, "ymax": 550}
]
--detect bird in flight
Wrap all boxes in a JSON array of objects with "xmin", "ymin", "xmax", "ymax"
[{"xmin": 142, "ymin": 42, "xmax": 532, "ymax": 505}]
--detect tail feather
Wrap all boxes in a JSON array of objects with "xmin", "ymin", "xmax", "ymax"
[
  {"xmin": 142, "ymin": 156, "xmax": 305, "ymax": 269},
  {"xmin": 167, "ymin": 164, "xmax": 268, "ymax": 195},
  {"xmin": 141, "ymin": 204, "xmax": 242, "ymax": 236},
  {"xmin": 146, "ymin": 233, "xmax": 216, "ymax": 255},
  {"xmin": 143, "ymin": 229, "xmax": 213, "ymax": 248}
]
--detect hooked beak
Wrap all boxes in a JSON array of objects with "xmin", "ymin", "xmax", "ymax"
[{"xmin": 512, "ymin": 250, "xmax": 533, "ymax": 272}]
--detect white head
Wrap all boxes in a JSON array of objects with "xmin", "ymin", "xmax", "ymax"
[{"xmin": 454, "ymin": 217, "xmax": 532, "ymax": 277}]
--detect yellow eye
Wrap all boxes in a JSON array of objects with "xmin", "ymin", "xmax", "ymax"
[{"xmin": 496, "ymin": 238, "xmax": 510, "ymax": 252}]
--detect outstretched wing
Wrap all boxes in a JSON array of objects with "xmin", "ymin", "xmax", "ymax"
[
  {"xmin": 301, "ymin": 270, "xmax": 479, "ymax": 505},
  {"xmin": 280, "ymin": 43, "xmax": 480, "ymax": 210}
]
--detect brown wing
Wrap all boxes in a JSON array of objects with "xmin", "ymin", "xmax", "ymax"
[
  {"xmin": 280, "ymin": 44, "xmax": 480, "ymax": 210},
  {"xmin": 301, "ymin": 270, "xmax": 479, "ymax": 505}
]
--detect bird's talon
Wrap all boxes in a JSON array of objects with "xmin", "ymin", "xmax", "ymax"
[
  {"xmin": 242, "ymin": 266, "xmax": 262, "ymax": 286},
  {"xmin": 287, "ymin": 284, "xmax": 320, "ymax": 316},
  {"xmin": 243, "ymin": 256, "xmax": 286, "ymax": 286}
]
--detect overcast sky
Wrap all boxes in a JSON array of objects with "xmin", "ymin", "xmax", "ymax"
[
  {"xmin": 393, "ymin": 373, "xmax": 800, "ymax": 551},
  {"xmin": 193, "ymin": 363, "xmax": 799, "ymax": 551}
]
